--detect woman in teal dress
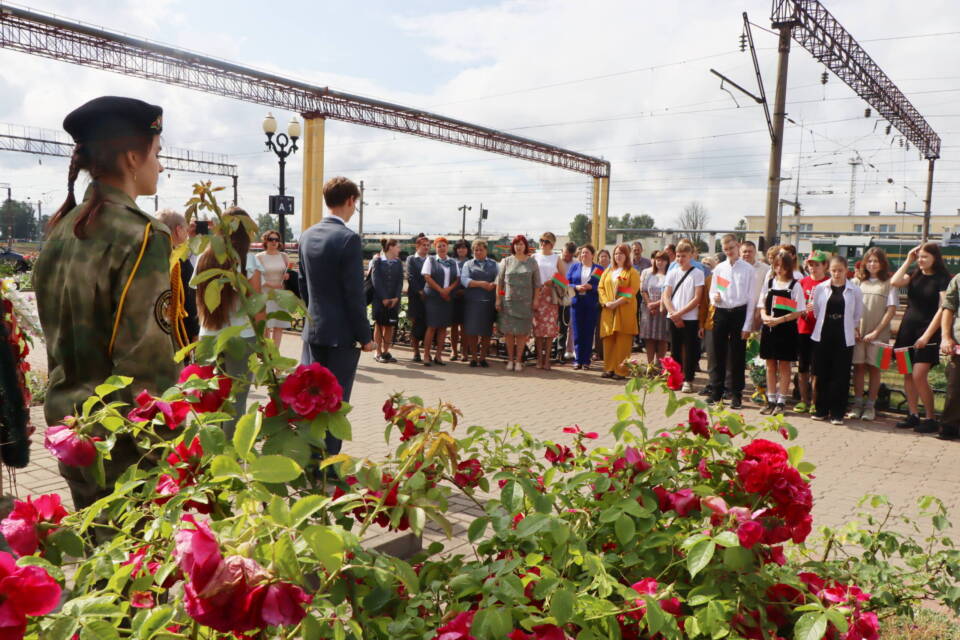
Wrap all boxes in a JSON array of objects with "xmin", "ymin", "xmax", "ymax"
[{"xmin": 496, "ymin": 235, "xmax": 541, "ymax": 372}]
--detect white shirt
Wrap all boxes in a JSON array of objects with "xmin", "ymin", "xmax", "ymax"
[
  {"xmin": 664, "ymin": 265, "xmax": 705, "ymax": 321},
  {"xmin": 199, "ymin": 254, "xmax": 265, "ymax": 339},
  {"xmin": 327, "ymin": 213, "xmax": 348, "ymax": 226},
  {"xmin": 757, "ymin": 276, "xmax": 805, "ymax": 314},
  {"xmin": 534, "ymin": 252, "xmax": 559, "ymax": 285},
  {"xmin": 810, "ymin": 280, "xmax": 865, "ymax": 346},
  {"xmin": 749, "ymin": 261, "xmax": 768, "ymax": 305},
  {"xmin": 422, "ymin": 255, "xmax": 453, "ymax": 288},
  {"xmin": 709, "ymin": 258, "xmax": 757, "ymax": 332}
]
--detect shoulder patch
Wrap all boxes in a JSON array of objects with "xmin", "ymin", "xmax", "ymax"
[{"xmin": 154, "ymin": 289, "xmax": 173, "ymax": 334}]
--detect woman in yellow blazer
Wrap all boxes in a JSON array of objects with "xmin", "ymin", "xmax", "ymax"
[{"xmin": 599, "ymin": 243, "xmax": 640, "ymax": 379}]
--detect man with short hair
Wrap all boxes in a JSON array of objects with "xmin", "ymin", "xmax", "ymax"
[
  {"xmin": 631, "ymin": 241, "xmax": 651, "ymax": 272},
  {"xmin": 706, "ymin": 234, "xmax": 755, "ymax": 408},
  {"xmin": 740, "ymin": 240, "xmax": 768, "ymax": 332},
  {"xmin": 299, "ymin": 176, "xmax": 375, "ymax": 455}
]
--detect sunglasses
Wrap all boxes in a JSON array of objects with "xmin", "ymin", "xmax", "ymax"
[{"xmin": 267, "ymin": 237, "xmax": 280, "ymax": 242}]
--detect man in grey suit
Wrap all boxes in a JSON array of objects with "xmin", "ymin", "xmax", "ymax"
[{"xmin": 299, "ymin": 176, "xmax": 375, "ymax": 455}]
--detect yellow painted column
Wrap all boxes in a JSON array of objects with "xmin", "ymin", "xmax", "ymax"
[
  {"xmin": 300, "ymin": 116, "xmax": 326, "ymax": 231},
  {"xmin": 599, "ymin": 176, "xmax": 610, "ymax": 250},
  {"xmin": 590, "ymin": 177, "xmax": 600, "ymax": 249}
]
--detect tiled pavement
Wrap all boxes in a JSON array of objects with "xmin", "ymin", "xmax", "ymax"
[{"xmin": 18, "ymin": 334, "xmax": 960, "ymax": 545}]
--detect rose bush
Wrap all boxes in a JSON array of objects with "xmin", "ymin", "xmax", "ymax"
[{"xmin": 3, "ymin": 184, "xmax": 958, "ymax": 640}]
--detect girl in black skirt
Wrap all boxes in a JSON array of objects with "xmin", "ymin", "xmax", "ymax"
[{"xmin": 757, "ymin": 250, "xmax": 805, "ymax": 415}]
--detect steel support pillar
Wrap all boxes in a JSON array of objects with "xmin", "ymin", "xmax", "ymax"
[
  {"xmin": 764, "ymin": 22, "xmax": 794, "ymax": 247},
  {"xmin": 590, "ymin": 177, "xmax": 601, "ymax": 249},
  {"xmin": 301, "ymin": 116, "xmax": 326, "ymax": 230},
  {"xmin": 598, "ymin": 175, "xmax": 610, "ymax": 250},
  {"xmin": 922, "ymin": 158, "xmax": 935, "ymax": 243}
]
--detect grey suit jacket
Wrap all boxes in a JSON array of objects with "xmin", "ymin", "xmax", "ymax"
[{"xmin": 298, "ymin": 217, "xmax": 371, "ymax": 348}]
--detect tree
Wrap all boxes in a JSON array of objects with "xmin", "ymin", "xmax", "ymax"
[
  {"xmin": 607, "ymin": 213, "xmax": 656, "ymax": 241},
  {"xmin": 568, "ymin": 213, "xmax": 590, "ymax": 246},
  {"xmin": 0, "ymin": 200, "xmax": 40, "ymax": 241},
  {"xmin": 675, "ymin": 201, "xmax": 709, "ymax": 246},
  {"xmin": 255, "ymin": 213, "xmax": 293, "ymax": 242},
  {"xmin": 735, "ymin": 218, "xmax": 747, "ymax": 243}
]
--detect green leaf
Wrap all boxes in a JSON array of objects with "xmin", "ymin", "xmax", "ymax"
[
  {"xmin": 686, "ymin": 539, "xmax": 716, "ymax": 579},
  {"xmin": 210, "ymin": 454, "xmax": 243, "ymax": 479},
  {"xmin": 250, "ymin": 455, "xmax": 302, "ymax": 483},
  {"xmin": 303, "ymin": 525, "xmax": 344, "ymax": 574},
  {"xmin": 665, "ymin": 390, "xmax": 679, "ymax": 417},
  {"xmin": 787, "ymin": 445, "xmax": 804, "ymax": 467},
  {"xmin": 515, "ymin": 513, "xmax": 551, "ymax": 538},
  {"xmin": 363, "ymin": 585, "xmax": 394, "ymax": 614},
  {"xmin": 134, "ymin": 605, "xmax": 174, "ymax": 639},
  {"xmin": 643, "ymin": 596, "xmax": 668, "ymax": 635},
  {"xmin": 328, "ymin": 413, "xmax": 352, "ymax": 441},
  {"xmin": 713, "ymin": 530, "xmax": 740, "ymax": 547},
  {"xmin": 615, "ymin": 514, "xmax": 636, "ymax": 546},
  {"xmin": 301, "ymin": 616, "xmax": 323, "ymax": 640},
  {"xmin": 722, "ymin": 546, "xmax": 754, "ymax": 571},
  {"xmin": 551, "ymin": 588, "xmax": 575, "ymax": 625},
  {"xmin": 232, "ymin": 412, "xmax": 260, "ymax": 459},
  {"xmin": 475, "ymin": 606, "xmax": 512, "ymax": 639},
  {"xmin": 616, "ymin": 403, "xmax": 631, "ymax": 421},
  {"xmin": 45, "ymin": 616, "xmax": 79, "ymax": 640},
  {"xmin": 273, "ymin": 534, "xmax": 301, "ymax": 581},
  {"xmin": 794, "ymin": 612, "xmax": 828, "ymax": 640},
  {"xmin": 204, "ymin": 279, "xmax": 223, "ymax": 313},
  {"xmin": 80, "ymin": 620, "xmax": 120, "ymax": 640},
  {"xmin": 48, "ymin": 528, "xmax": 85, "ymax": 558},
  {"xmin": 290, "ymin": 495, "xmax": 327, "ymax": 528},
  {"xmin": 269, "ymin": 495, "xmax": 291, "ymax": 526}
]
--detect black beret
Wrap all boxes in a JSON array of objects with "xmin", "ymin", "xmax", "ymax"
[{"xmin": 63, "ymin": 96, "xmax": 163, "ymax": 143}]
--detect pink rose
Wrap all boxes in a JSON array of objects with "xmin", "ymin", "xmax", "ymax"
[
  {"xmin": 130, "ymin": 590, "xmax": 155, "ymax": 608},
  {"xmin": 688, "ymin": 407, "xmax": 710, "ymax": 438},
  {"xmin": 258, "ymin": 581, "xmax": 312, "ymax": 626},
  {"xmin": 435, "ymin": 610, "xmax": 477, "ymax": 640},
  {"xmin": 702, "ymin": 496, "xmax": 729, "ymax": 517},
  {"xmin": 43, "ymin": 422, "xmax": 99, "ymax": 467},
  {"xmin": 174, "ymin": 515, "xmax": 223, "ymax": 593},
  {"xmin": 660, "ymin": 356, "xmax": 683, "ymax": 390},
  {"xmin": 544, "ymin": 444, "xmax": 574, "ymax": 465},
  {"xmin": 0, "ymin": 495, "xmax": 68, "ymax": 557},
  {"xmin": 278, "ymin": 363, "xmax": 343, "ymax": 419},
  {"xmin": 737, "ymin": 520, "xmax": 765, "ymax": 549},
  {"xmin": 0, "ymin": 551, "xmax": 61, "ymax": 639},
  {"xmin": 630, "ymin": 578, "xmax": 658, "ymax": 595},
  {"xmin": 178, "ymin": 365, "xmax": 233, "ymax": 413},
  {"xmin": 127, "ymin": 390, "xmax": 192, "ymax": 429}
]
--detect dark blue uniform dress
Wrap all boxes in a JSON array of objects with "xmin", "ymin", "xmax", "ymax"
[
  {"xmin": 406, "ymin": 254, "xmax": 427, "ymax": 341},
  {"xmin": 568, "ymin": 262, "xmax": 602, "ymax": 367},
  {"xmin": 461, "ymin": 257, "xmax": 499, "ymax": 337}
]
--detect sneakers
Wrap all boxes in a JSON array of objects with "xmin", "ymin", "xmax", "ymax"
[
  {"xmin": 773, "ymin": 403, "xmax": 786, "ymax": 416},
  {"xmin": 895, "ymin": 414, "xmax": 919, "ymax": 430},
  {"xmin": 811, "ymin": 414, "xmax": 827, "ymax": 421},
  {"xmin": 698, "ymin": 387, "xmax": 713, "ymax": 397},
  {"xmin": 845, "ymin": 397, "xmax": 864, "ymax": 420},
  {"xmin": 915, "ymin": 418, "xmax": 939, "ymax": 434},
  {"xmin": 794, "ymin": 401, "xmax": 808, "ymax": 413},
  {"xmin": 861, "ymin": 405, "xmax": 876, "ymax": 421},
  {"xmin": 830, "ymin": 418, "xmax": 844, "ymax": 426},
  {"xmin": 730, "ymin": 396, "xmax": 743, "ymax": 410},
  {"xmin": 681, "ymin": 382, "xmax": 693, "ymax": 393},
  {"xmin": 760, "ymin": 402, "xmax": 775, "ymax": 416}
]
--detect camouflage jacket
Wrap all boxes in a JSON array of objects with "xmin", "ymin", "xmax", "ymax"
[{"xmin": 34, "ymin": 182, "xmax": 180, "ymax": 425}]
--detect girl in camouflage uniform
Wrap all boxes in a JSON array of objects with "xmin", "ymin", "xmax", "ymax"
[{"xmin": 34, "ymin": 96, "xmax": 179, "ymax": 509}]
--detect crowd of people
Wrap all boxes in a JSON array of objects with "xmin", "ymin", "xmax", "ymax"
[{"xmin": 367, "ymin": 231, "xmax": 960, "ymax": 438}]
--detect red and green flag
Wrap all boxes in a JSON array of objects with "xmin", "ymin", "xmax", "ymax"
[
  {"xmin": 715, "ymin": 275, "xmax": 730, "ymax": 292},
  {"xmin": 895, "ymin": 348, "xmax": 913, "ymax": 374},
  {"xmin": 772, "ymin": 296, "xmax": 798, "ymax": 312},
  {"xmin": 617, "ymin": 286, "xmax": 635, "ymax": 299},
  {"xmin": 551, "ymin": 272, "xmax": 569, "ymax": 288},
  {"xmin": 873, "ymin": 343, "xmax": 893, "ymax": 370},
  {"xmin": 590, "ymin": 265, "xmax": 604, "ymax": 282}
]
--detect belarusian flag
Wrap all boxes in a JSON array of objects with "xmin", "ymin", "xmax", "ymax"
[
  {"xmin": 617, "ymin": 286, "xmax": 635, "ymax": 299},
  {"xmin": 590, "ymin": 265, "xmax": 604, "ymax": 282},
  {"xmin": 873, "ymin": 343, "xmax": 893, "ymax": 370},
  {"xmin": 773, "ymin": 296, "xmax": 798, "ymax": 312},
  {"xmin": 551, "ymin": 272, "xmax": 569, "ymax": 288},
  {"xmin": 715, "ymin": 275, "xmax": 730, "ymax": 292},
  {"xmin": 895, "ymin": 348, "xmax": 913, "ymax": 374}
]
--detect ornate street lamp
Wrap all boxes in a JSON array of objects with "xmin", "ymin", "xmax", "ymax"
[{"xmin": 262, "ymin": 113, "xmax": 300, "ymax": 244}]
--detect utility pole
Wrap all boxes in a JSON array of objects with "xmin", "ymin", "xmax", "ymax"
[
  {"xmin": 358, "ymin": 180, "xmax": 365, "ymax": 237},
  {"xmin": 477, "ymin": 203, "xmax": 488, "ymax": 237},
  {"xmin": 922, "ymin": 159, "xmax": 935, "ymax": 243},
  {"xmin": 2, "ymin": 184, "xmax": 11, "ymax": 249},
  {"xmin": 458, "ymin": 204, "xmax": 471, "ymax": 239},
  {"xmin": 154, "ymin": 195, "xmax": 159, "ymax": 212},
  {"xmin": 763, "ymin": 18, "xmax": 796, "ymax": 248}
]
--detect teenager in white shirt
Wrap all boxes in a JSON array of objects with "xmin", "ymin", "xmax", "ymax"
[
  {"xmin": 706, "ymin": 234, "xmax": 755, "ymax": 409},
  {"xmin": 662, "ymin": 239, "xmax": 704, "ymax": 392},
  {"xmin": 757, "ymin": 250, "xmax": 805, "ymax": 415}
]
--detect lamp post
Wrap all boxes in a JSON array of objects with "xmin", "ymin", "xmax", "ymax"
[{"xmin": 262, "ymin": 113, "xmax": 301, "ymax": 244}]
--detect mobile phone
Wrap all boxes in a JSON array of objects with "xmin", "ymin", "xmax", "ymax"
[{"xmin": 195, "ymin": 220, "xmax": 209, "ymax": 235}]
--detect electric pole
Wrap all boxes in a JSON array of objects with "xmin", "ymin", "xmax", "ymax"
[
  {"xmin": 458, "ymin": 204, "xmax": 471, "ymax": 239},
  {"xmin": 358, "ymin": 180, "xmax": 365, "ymax": 237},
  {"xmin": 477, "ymin": 203, "xmax": 488, "ymax": 237},
  {"xmin": 763, "ymin": 17, "xmax": 796, "ymax": 248}
]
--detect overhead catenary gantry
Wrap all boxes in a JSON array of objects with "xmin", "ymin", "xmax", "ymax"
[
  {"xmin": 765, "ymin": 0, "xmax": 942, "ymax": 243},
  {"xmin": 0, "ymin": 123, "xmax": 240, "ymax": 203},
  {"xmin": 0, "ymin": 5, "xmax": 612, "ymax": 245}
]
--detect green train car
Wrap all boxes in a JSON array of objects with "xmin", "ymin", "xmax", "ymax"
[{"xmin": 809, "ymin": 236, "xmax": 960, "ymax": 274}]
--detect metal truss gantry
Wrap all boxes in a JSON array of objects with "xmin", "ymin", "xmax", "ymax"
[
  {"xmin": 0, "ymin": 123, "xmax": 239, "ymax": 202},
  {"xmin": 765, "ymin": 0, "xmax": 942, "ymax": 242}
]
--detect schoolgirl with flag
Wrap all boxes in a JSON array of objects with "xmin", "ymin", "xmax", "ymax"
[
  {"xmin": 757, "ymin": 250, "xmax": 806, "ymax": 416},
  {"xmin": 809, "ymin": 255, "xmax": 864, "ymax": 425}
]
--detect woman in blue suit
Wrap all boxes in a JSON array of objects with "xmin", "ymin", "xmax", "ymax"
[{"xmin": 567, "ymin": 244, "xmax": 602, "ymax": 370}]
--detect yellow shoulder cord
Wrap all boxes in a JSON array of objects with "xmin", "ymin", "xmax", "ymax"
[
  {"xmin": 108, "ymin": 222, "xmax": 152, "ymax": 357},
  {"xmin": 169, "ymin": 260, "xmax": 190, "ymax": 349}
]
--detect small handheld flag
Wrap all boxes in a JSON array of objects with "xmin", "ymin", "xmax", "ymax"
[
  {"xmin": 617, "ymin": 286, "xmax": 635, "ymax": 299},
  {"xmin": 873, "ymin": 343, "xmax": 893, "ymax": 370},
  {"xmin": 551, "ymin": 272, "xmax": 569, "ymax": 288},
  {"xmin": 894, "ymin": 348, "xmax": 913, "ymax": 374},
  {"xmin": 772, "ymin": 296, "xmax": 798, "ymax": 312},
  {"xmin": 590, "ymin": 265, "xmax": 604, "ymax": 282},
  {"xmin": 715, "ymin": 275, "xmax": 730, "ymax": 292},
  {"xmin": 498, "ymin": 289, "xmax": 506, "ymax": 297}
]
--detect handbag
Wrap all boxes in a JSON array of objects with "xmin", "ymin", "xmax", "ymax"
[{"xmin": 364, "ymin": 257, "xmax": 377, "ymax": 306}]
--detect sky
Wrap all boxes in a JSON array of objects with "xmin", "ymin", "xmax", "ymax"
[{"xmin": 0, "ymin": 0, "xmax": 958, "ymax": 239}]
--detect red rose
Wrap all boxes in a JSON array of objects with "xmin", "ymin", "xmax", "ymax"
[
  {"xmin": 399, "ymin": 419, "xmax": 419, "ymax": 441},
  {"xmin": 0, "ymin": 551, "xmax": 62, "ymax": 639},
  {"xmin": 630, "ymin": 578, "xmax": 658, "ymax": 595},
  {"xmin": 453, "ymin": 459, "xmax": 484, "ymax": 489},
  {"xmin": 660, "ymin": 356, "xmax": 683, "ymax": 390},
  {"xmin": 654, "ymin": 487, "xmax": 700, "ymax": 517},
  {"xmin": 688, "ymin": 407, "xmax": 710, "ymax": 438},
  {"xmin": 382, "ymin": 399, "xmax": 397, "ymax": 421},
  {"xmin": 562, "ymin": 425, "xmax": 598, "ymax": 439},
  {"xmin": 174, "ymin": 515, "xmax": 223, "ymax": 594},
  {"xmin": 128, "ymin": 390, "xmax": 192, "ymax": 429},
  {"xmin": 43, "ymin": 421, "xmax": 99, "ymax": 467},
  {"xmin": 846, "ymin": 611, "xmax": 879, "ymax": 640},
  {"xmin": 544, "ymin": 444, "xmax": 574, "ymax": 464},
  {"xmin": 278, "ymin": 363, "xmax": 343, "ymax": 419},
  {"xmin": 257, "ymin": 581, "xmax": 312, "ymax": 627},
  {"xmin": 178, "ymin": 365, "xmax": 233, "ymax": 413},
  {"xmin": 737, "ymin": 520, "xmax": 765, "ymax": 549},
  {"xmin": 130, "ymin": 591, "xmax": 155, "ymax": 609},
  {"xmin": 435, "ymin": 610, "xmax": 477, "ymax": 640},
  {"xmin": 0, "ymin": 495, "xmax": 68, "ymax": 557},
  {"xmin": 697, "ymin": 458, "xmax": 713, "ymax": 479}
]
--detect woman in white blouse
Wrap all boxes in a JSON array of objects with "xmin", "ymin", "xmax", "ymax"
[{"xmin": 256, "ymin": 230, "xmax": 291, "ymax": 347}]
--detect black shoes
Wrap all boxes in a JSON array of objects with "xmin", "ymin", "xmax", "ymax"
[
  {"xmin": 469, "ymin": 360, "xmax": 478, "ymax": 368},
  {"xmin": 433, "ymin": 357, "xmax": 446, "ymax": 366},
  {"xmin": 730, "ymin": 396, "xmax": 743, "ymax": 410},
  {"xmin": 895, "ymin": 414, "xmax": 919, "ymax": 430},
  {"xmin": 412, "ymin": 354, "xmax": 422, "ymax": 363},
  {"xmin": 479, "ymin": 360, "xmax": 489, "ymax": 368},
  {"xmin": 938, "ymin": 425, "xmax": 959, "ymax": 440},
  {"xmin": 915, "ymin": 418, "xmax": 939, "ymax": 434}
]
